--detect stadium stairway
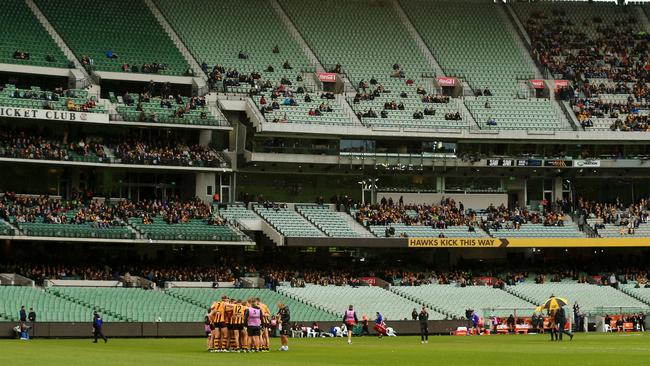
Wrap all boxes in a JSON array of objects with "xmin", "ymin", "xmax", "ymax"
[
  {"xmin": 390, "ymin": 0, "xmax": 445, "ymax": 79},
  {"xmin": 503, "ymin": 283, "xmax": 648, "ymax": 315},
  {"xmin": 619, "ymin": 284, "xmax": 650, "ymax": 307},
  {"xmin": 278, "ymin": 284, "xmax": 435, "ymax": 321},
  {"xmin": 270, "ymin": 0, "xmax": 325, "ymax": 74},
  {"xmin": 47, "ymin": 287, "xmax": 206, "ymax": 322},
  {"xmin": 496, "ymin": 3, "xmax": 542, "ymax": 80},
  {"xmin": 144, "ymin": 0, "xmax": 207, "ymax": 88},
  {"xmin": 391, "ymin": 285, "xmax": 537, "ymax": 319},
  {"xmin": 166, "ymin": 287, "xmax": 339, "ymax": 321},
  {"xmin": 25, "ymin": 0, "xmax": 90, "ymax": 86}
]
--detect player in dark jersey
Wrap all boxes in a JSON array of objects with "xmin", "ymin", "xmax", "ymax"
[{"xmin": 277, "ymin": 302, "xmax": 291, "ymax": 351}]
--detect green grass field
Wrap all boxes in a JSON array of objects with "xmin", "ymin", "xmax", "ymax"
[{"xmin": 1, "ymin": 334, "xmax": 649, "ymax": 366}]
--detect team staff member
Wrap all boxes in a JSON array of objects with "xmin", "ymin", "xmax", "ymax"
[
  {"xmin": 256, "ymin": 298, "xmax": 271, "ymax": 352},
  {"xmin": 92, "ymin": 311, "xmax": 108, "ymax": 343},
  {"xmin": 28, "ymin": 308, "xmax": 36, "ymax": 338},
  {"xmin": 555, "ymin": 306, "xmax": 574, "ymax": 341},
  {"xmin": 418, "ymin": 306, "xmax": 429, "ymax": 344},
  {"xmin": 278, "ymin": 303, "xmax": 290, "ymax": 352},
  {"xmin": 343, "ymin": 305, "xmax": 358, "ymax": 344},
  {"xmin": 245, "ymin": 300, "xmax": 262, "ymax": 352}
]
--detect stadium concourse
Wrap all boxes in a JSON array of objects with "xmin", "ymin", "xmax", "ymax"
[{"xmin": 3, "ymin": 0, "xmax": 650, "ymax": 356}]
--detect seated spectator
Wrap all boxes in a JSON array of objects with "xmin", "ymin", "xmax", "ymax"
[
  {"xmin": 105, "ymin": 50, "xmax": 118, "ymax": 59},
  {"xmin": 272, "ymin": 45, "xmax": 280, "ymax": 54},
  {"xmin": 238, "ymin": 50, "xmax": 248, "ymax": 59},
  {"xmin": 283, "ymin": 61, "xmax": 292, "ymax": 70}
]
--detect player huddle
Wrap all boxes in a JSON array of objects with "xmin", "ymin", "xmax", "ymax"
[{"xmin": 206, "ymin": 296, "xmax": 275, "ymax": 353}]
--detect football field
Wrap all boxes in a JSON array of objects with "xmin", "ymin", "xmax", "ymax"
[{"xmin": 1, "ymin": 333, "xmax": 649, "ymax": 366}]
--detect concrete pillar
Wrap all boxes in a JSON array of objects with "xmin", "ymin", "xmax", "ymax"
[
  {"xmin": 69, "ymin": 167, "xmax": 81, "ymax": 194},
  {"xmin": 195, "ymin": 172, "xmax": 216, "ymax": 203},
  {"xmin": 553, "ymin": 176, "xmax": 563, "ymax": 202},
  {"xmin": 198, "ymin": 130, "xmax": 212, "ymax": 146},
  {"xmin": 436, "ymin": 176, "xmax": 445, "ymax": 192}
]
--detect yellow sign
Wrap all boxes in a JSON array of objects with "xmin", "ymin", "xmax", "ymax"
[
  {"xmin": 408, "ymin": 238, "xmax": 504, "ymax": 248},
  {"xmin": 408, "ymin": 237, "xmax": 650, "ymax": 248}
]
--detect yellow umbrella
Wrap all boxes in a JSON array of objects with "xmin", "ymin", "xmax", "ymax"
[{"xmin": 536, "ymin": 297, "xmax": 569, "ymax": 312}]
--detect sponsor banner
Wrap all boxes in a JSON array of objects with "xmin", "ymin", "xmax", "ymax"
[
  {"xmin": 554, "ymin": 80, "xmax": 569, "ymax": 89},
  {"xmin": 0, "ymin": 106, "xmax": 108, "ymax": 123},
  {"xmin": 409, "ymin": 237, "xmax": 650, "ymax": 248},
  {"xmin": 544, "ymin": 159, "xmax": 573, "ymax": 168},
  {"xmin": 408, "ymin": 238, "xmax": 506, "ymax": 248},
  {"xmin": 486, "ymin": 159, "xmax": 542, "ymax": 167},
  {"xmin": 573, "ymin": 159, "xmax": 601, "ymax": 168},
  {"xmin": 530, "ymin": 79, "xmax": 545, "ymax": 89},
  {"xmin": 436, "ymin": 77, "xmax": 457, "ymax": 87},
  {"xmin": 316, "ymin": 72, "xmax": 337, "ymax": 83},
  {"xmin": 361, "ymin": 277, "xmax": 379, "ymax": 286},
  {"xmin": 474, "ymin": 276, "xmax": 497, "ymax": 285}
]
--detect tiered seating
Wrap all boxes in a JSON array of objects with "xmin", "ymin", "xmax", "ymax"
[
  {"xmin": 505, "ymin": 283, "xmax": 646, "ymax": 313},
  {"xmin": 0, "ymin": 286, "xmax": 100, "ymax": 322},
  {"xmin": 278, "ymin": 285, "xmax": 429, "ymax": 321},
  {"xmin": 392, "ymin": 285, "xmax": 535, "ymax": 318},
  {"xmin": 1, "ymin": 85, "xmax": 105, "ymax": 113},
  {"xmin": 127, "ymin": 219, "xmax": 247, "ymax": 242},
  {"xmin": 403, "ymin": 0, "xmax": 532, "ymax": 96},
  {"xmin": 17, "ymin": 219, "xmax": 133, "ymax": 239},
  {"xmin": 35, "ymin": 0, "xmax": 188, "ymax": 75},
  {"xmin": 253, "ymin": 205, "xmax": 325, "ymax": 237},
  {"xmin": 620, "ymin": 284, "xmax": 650, "ymax": 306},
  {"xmin": 589, "ymin": 218, "xmax": 650, "ymax": 238},
  {"xmin": 402, "ymin": 0, "xmax": 560, "ymax": 130},
  {"xmin": 296, "ymin": 205, "xmax": 373, "ymax": 238},
  {"xmin": 465, "ymin": 97, "xmax": 561, "ymax": 131},
  {"xmin": 49, "ymin": 287, "xmax": 203, "ymax": 322},
  {"xmin": 155, "ymin": 0, "xmax": 310, "ymax": 86},
  {"xmin": 166, "ymin": 288, "xmax": 338, "ymax": 321},
  {"xmin": 368, "ymin": 224, "xmax": 487, "ymax": 238},
  {"xmin": 116, "ymin": 96, "xmax": 224, "ymax": 127},
  {"xmin": 495, "ymin": 224, "xmax": 585, "ymax": 238},
  {"xmin": 280, "ymin": 0, "xmax": 462, "ymax": 129},
  {"xmin": 514, "ymin": 1, "xmax": 641, "ymax": 131},
  {"xmin": 255, "ymin": 93, "xmax": 355, "ymax": 126},
  {"xmin": 351, "ymin": 97, "xmax": 467, "ymax": 130},
  {"xmin": 216, "ymin": 204, "xmax": 260, "ymax": 222},
  {"xmin": 0, "ymin": 0, "xmax": 68, "ymax": 68}
]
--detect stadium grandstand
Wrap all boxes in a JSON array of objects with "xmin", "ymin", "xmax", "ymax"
[{"xmin": 2, "ymin": 0, "xmax": 650, "ymax": 345}]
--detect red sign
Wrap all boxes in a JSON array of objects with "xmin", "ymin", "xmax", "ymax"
[
  {"xmin": 361, "ymin": 277, "xmax": 378, "ymax": 286},
  {"xmin": 317, "ymin": 72, "xmax": 337, "ymax": 83},
  {"xmin": 554, "ymin": 80, "xmax": 569, "ymax": 89},
  {"xmin": 530, "ymin": 79, "xmax": 545, "ymax": 89},
  {"xmin": 436, "ymin": 77, "xmax": 456, "ymax": 87},
  {"xmin": 474, "ymin": 276, "xmax": 496, "ymax": 285}
]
